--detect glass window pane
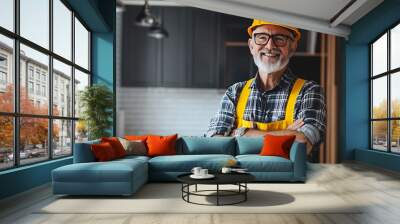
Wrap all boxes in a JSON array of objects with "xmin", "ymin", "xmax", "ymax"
[
  {"xmin": 391, "ymin": 24, "xmax": 400, "ymax": 70},
  {"xmin": 53, "ymin": 119, "xmax": 72, "ymax": 158},
  {"xmin": 75, "ymin": 120, "xmax": 88, "ymax": 143},
  {"xmin": 74, "ymin": 69, "xmax": 89, "ymax": 118},
  {"xmin": 20, "ymin": 44, "xmax": 49, "ymax": 115},
  {"xmin": 53, "ymin": 0, "xmax": 72, "ymax": 60},
  {"xmin": 0, "ymin": 116, "xmax": 14, "ymax": 170},
  {"xmin": 75, "ymin": 17, "xmax": 89, "ymax": 70},
  {"xmin": 372, "ymin": 121, "xmax": 388, "ymax": 151},
  {"xmin": 372, "ymin": 77, "xmax": 387, "ymax": 119},
  {"xmin": 53, "ymin": 59, "xmax": 72, "ymax": 117},
  {"xmin": 391, "ymin": 120, "xmax": 400, "ymax": 153},
  {"xmin": 0, "ymin": 34, "xmax": 14, "ymax": 113},
  {"xmin": 372, "ymin": 33, "xmax": 387, "ymax": 76},
  {"xmin": 20, "ymin": 0, "xmax": 49, "ymax": 49},
  {"xmin": 0, "ymin": 0, "xmax": 14, "ymax": 31},
  {"xmin": 20, "ymin": 117, "xmax": 49, "ymax": 165},
  {"xmin": 391, "ymin": 72, "xmax": 400, "ymax": 118}
]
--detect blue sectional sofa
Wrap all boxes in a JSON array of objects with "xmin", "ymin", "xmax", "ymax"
[{"xmin": 52, "ymin": 137, "xmax": 306, "ymax": 196}]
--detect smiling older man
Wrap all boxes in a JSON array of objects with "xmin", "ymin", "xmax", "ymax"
[{"xmin": 206, "ymin": 19, "xmax": 326, "ymax": 154}]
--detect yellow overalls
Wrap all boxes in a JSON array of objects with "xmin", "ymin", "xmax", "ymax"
[{"xmin": 235, "ymin": 78, "xmax": 305, "ymax": 131}]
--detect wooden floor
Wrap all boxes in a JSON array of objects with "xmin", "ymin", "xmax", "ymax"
[{"xmin": 1, "ymin": 162, "xmax": 400, "ymax": 224}]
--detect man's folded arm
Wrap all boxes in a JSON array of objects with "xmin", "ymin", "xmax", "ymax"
[{"xmin": 296, "ymin": 83, "xmax": 327, "ymax": 146}]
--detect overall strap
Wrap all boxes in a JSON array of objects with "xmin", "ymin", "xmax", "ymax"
[
  {"xmin": 285, "ymin": 78, "xmax": 305, "ymax": 123},
  {"xmin": 236, "ymin": 78, "xmax": 254, "ymax": 128}
]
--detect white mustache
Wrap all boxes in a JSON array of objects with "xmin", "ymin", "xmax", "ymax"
[{"xmin": 259, "ymin": 49, "xmax": 281, "ymax": 56}]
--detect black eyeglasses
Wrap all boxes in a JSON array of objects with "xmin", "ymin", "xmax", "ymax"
[{"xmin": 253, "ymin": 33, "xmax": 294, "ymax": 47}]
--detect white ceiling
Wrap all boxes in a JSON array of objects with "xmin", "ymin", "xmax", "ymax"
[
  {"xmin": 225, "ymin": 0, "xmax": 353, "ymax": 22},
  {"xmin": 121, "ymin": 0, "xmax": 384, "ymax": 38}
]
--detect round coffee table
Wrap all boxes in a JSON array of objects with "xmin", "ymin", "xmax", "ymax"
[{"xmin": 177, "ymin": 173, "xmax": 255, "ymax": 206}]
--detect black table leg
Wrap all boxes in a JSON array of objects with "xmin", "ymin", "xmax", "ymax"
[
  {"xmin": 195, "ymin": 184, "xmax": 197, "ymax": 192},
  {"xmin": 188, "ymin": 184, "xmax": 190, "ymax": 202},
  {"xmin": 217, "ymin": 184, "xmax": 219, "ymax": 206},
  {"xmin": 245, "ymin": 183, "xmax": 247, "ymax": 201},
  {"xmin": 181, "ymin": 183, "xmax": 183, "ymax": 199}
]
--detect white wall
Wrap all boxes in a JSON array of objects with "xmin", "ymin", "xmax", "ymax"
[{"xmin": 117, "ymin": 87, "xmax": 225, "ymax": 136}]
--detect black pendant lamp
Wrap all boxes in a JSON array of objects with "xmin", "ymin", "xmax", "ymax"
[
  {"xmin": 135, "ymin": 0, "xmax": 155, "ymax": 27},
  {"xmin": 148, "ymin": 21, "xmax": 169, "ymax": 39}
]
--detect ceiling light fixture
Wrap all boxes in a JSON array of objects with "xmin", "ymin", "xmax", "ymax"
[
  {"xmin": 148, "ymin": 20, "xmax": 169, "ymax": 39},
  {"xmin": 135, "ymin": 0, "xmax": 155, "ymax": 27}
]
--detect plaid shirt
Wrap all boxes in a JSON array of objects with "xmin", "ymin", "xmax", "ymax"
[{"xmin": 206, "ymin": 70, "xmax": 326, "ymax": 145}]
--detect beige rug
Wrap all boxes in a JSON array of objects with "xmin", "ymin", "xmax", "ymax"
[{"xmin": 38, "ymin": 183, "xmax": 361, "ymax": 214}]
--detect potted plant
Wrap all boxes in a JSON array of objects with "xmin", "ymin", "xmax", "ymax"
[{"xmin": 79, "ymin": 84, "xmax": 113, "ymax": 140}]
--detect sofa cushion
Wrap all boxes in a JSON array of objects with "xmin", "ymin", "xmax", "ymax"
[
  {"xmin": 148, "ymin": 154, "xmax": 235, "ymax": 172},
  {"xmin": 52, "ymin": 158, "xmax": 147, "ymax": 183},
  {"xmin": 235, "ymin": 137, "xmax": 263, "ymax": 155},
  {"xmin": 260, "ymin": 134, "xmax": 296, "ymax": 159},
  {"xmin": 118, "ymin": 138, "xmax": 147, "ymax": 156},
  {"xmin": 178, "ymin": 137, "xmax": 236, "ymax": 155},
  {"xmin": 125, "ymin": 135, "xmax": 148, "ymax": 142},
  {"xmin": 147, "ymin": 134, "xmax": 178, "ymax": 157},
  {"xmin": 101, "ymin": 137, "xmax": 127, "ymax": 158},
  {"xmin": 91, "ymin": 142, "xmax": 118, "ymax": 161},
  {"xmin": 236, "ymin": 155, "xmax": 293, "ymax": 172}
]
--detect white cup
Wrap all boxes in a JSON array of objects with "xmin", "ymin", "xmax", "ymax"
[
  {"xmin": 191, "ymin": 167, "xmax": 202, "ymax": 176},
  {"xmin": 200, "ymin": 169, "xmax": 208, "ymax": 176},
  {"xmin": 221, "ymin": 167, "xmax": 232, "ymax": 174}
]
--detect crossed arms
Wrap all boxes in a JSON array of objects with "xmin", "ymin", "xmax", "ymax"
[
  {"xmin": 214, "ymin": 119, "xmax": 314, "ymax": 154},
  {"xmin": 206, "ymin": 81, "xmax": 326, "ymax": 154}
]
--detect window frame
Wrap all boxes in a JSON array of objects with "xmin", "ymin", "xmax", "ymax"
[
  {"xmin": 0, "ymin": 53, "xmax": 8, "ymax": 89},
  {"xmin": 370, "ymin": 20, "xmax": 400, "ymax": 154},
  {"xmin": 0, "ymin": 52, "xmax": 7, "ymax": 86},
  {"xmin": 0, "ymin": 0, "xmax": 92, "ymax": 171},
  {"xmin": 0, "ymin": 71, "xmax": 7, "ymax": 85}
]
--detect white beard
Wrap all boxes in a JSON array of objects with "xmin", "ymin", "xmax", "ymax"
[{"xmin": 253, "ymin": 53, "xmax": 291, "ymax": 74}]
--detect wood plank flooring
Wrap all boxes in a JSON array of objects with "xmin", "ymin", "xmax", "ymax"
[{"xmin": 1, "ymin": 162, "xmax": 400, "ymax": 224}]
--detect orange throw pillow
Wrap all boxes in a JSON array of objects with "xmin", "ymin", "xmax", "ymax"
[
  {"xmin": 101, "ymin": 137, "xmax": 127, "ymax": 158},
  {"xmin": 146, "ymin": 134, "xmax": 178, "ymax": 157},
  {"xmin": 125, "ymin": 135, "xmax": 148, "ymax": 142},
  {"xmin": 259, "ymin": 134, "xmax": 296, "ymax": 159},
  {"xmin": 91, "ymin": 142, "xmax": 117, "ymax": 161}
]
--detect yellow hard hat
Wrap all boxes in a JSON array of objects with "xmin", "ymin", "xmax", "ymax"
[{"xmin": 247, "ymin": 19, "xmax": 301, "ymax": 41}]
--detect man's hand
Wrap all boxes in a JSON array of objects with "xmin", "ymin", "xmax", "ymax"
[{"xmin": 287, "ymin": 118, "xmax": 304, "ymax": 131}]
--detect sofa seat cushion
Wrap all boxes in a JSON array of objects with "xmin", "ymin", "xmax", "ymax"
[
  {"xmin": 149, "ymin": 155, "xmax": 235, "ymax": 172},
  {"xmin": 53, "ymin": 159, "xmax": 147, "ymax": 183},
  {"xmin": 236, "ymin": 155, "xmax": 293, "ymax": 172}
]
